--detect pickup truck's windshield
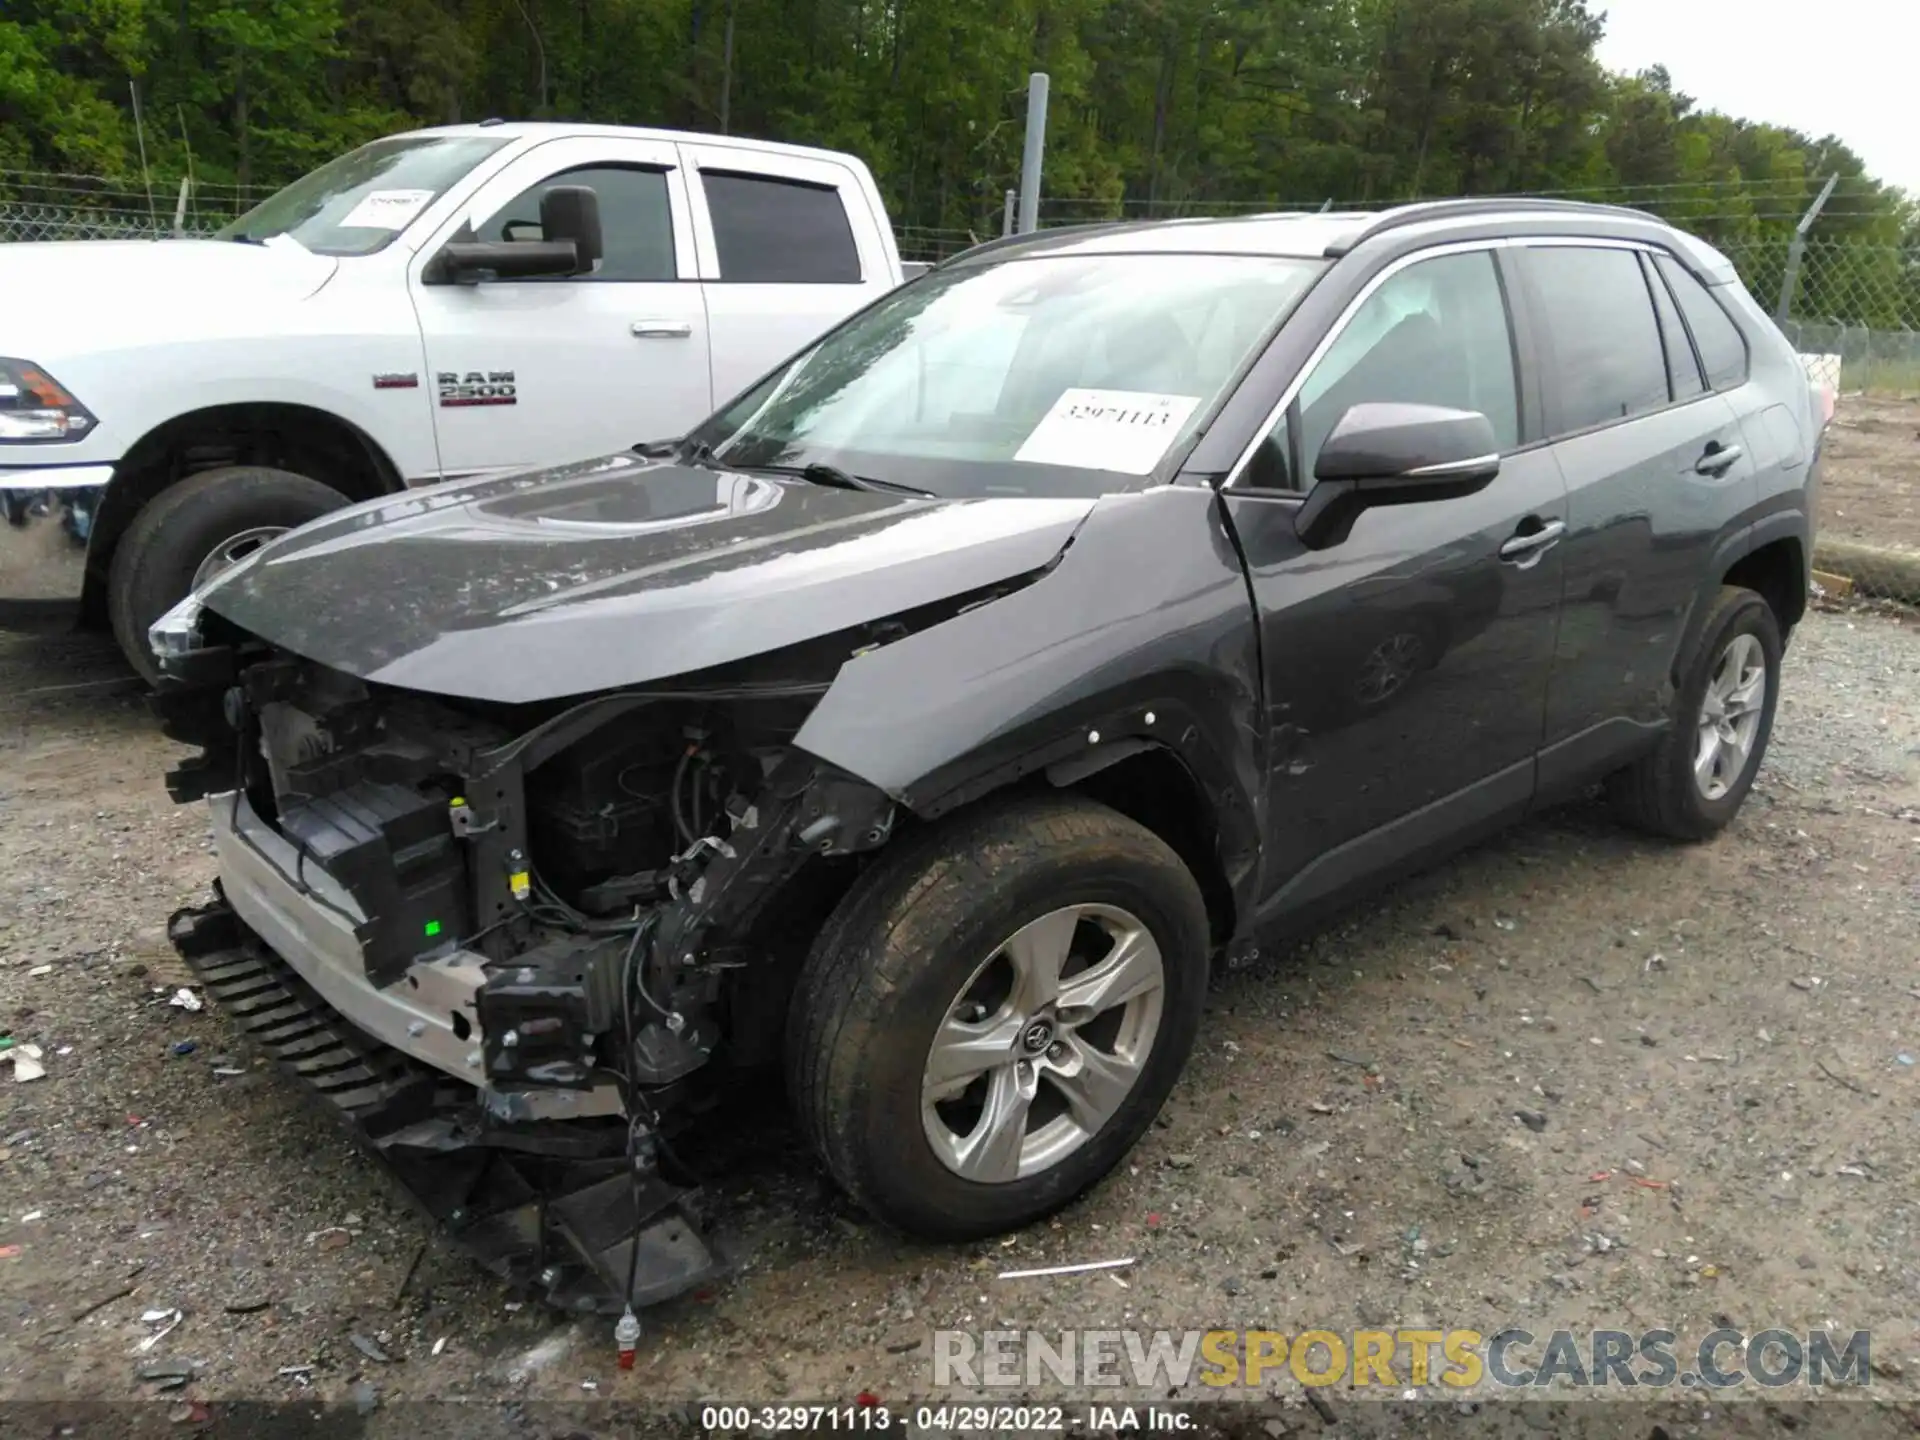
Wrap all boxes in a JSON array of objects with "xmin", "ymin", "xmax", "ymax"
[
  {"xmin": 699, "ymin": 250, "xmax": 1322, "ymax": 498},
  {"xmin": 217, "ymin": 136, "xmax": 509, "ymax": 256}
]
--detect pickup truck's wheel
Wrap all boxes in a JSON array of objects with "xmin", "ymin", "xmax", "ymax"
[
  {"xmin": 1607, "ymin": 585, "xmax": 1782, "ymax": 840},
  {"xmin": 786, "ymin": 796, "xmax": 1209, "ymax": 1239},
  {"xmin": 108, "ymin": 466, "xmax": 350, "ymax": 682}
]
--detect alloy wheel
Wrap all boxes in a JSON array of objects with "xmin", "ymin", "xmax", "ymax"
[
  {"xmin": 921, "ymin": 903, "xmax": 1165, "ymax": 1183},
  {"xmin": 1694, "ymin": 631, "xmax": 1767, "ymax": 800}
]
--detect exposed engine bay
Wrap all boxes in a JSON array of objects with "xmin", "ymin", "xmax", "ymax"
[{"xmin": 152, "ymin": 607, "xmax": 947, "ymax": 1313}]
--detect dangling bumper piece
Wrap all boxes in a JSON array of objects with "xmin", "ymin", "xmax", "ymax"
[{"xmin": 166, "ymin": 893, "xmax": 723, "ymax": 1314}]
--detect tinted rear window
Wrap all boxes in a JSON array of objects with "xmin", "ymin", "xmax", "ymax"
[
  {"xmin": 1644, "ymin": 252, "xmax": 1706, "ymax": 400},
  {"xmin": 1523, "ymin": 247, "xmax": 1670, "ymax": 434},
  {"xmin": 703, "ymin": 171, "xmax": 861, "ymax": 283},
  {"xmin": 1656, "ymin": 254, "xmax": 1750, "ymax": 390}
]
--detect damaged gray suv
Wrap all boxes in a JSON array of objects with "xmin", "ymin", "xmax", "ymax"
[{"xmin": 154, "ymin": 199, "xmax": 1824, "ymax": 1312}]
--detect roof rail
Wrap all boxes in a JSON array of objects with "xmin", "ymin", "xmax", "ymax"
[
  {"xmin": 932, "ymin": 219, "xmax": 1137, "ymax": 270},
  {"xmin": 1325, "ymin": 197, "xmax": 1660, "ymax": 256}
]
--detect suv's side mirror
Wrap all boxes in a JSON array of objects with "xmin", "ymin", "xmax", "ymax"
[
  {"xmin": 1294, "ymin": 402, "xmax": 1501, "ymax": 550},
  {"xmin": 423, "ymin": 184, "xmax": 604, "ymax": 284}
]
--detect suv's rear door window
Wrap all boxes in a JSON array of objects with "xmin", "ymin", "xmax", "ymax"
[
  {"xmin": 703, "ymin": 171, "xmax": 861, "ymax": 283},
  {"xmin": 1522, "ymin": 246, "xmax": 1670, "ymax": 433},
  {"xmin": 1655, "ymin": 254, "xmax": 1750, "ymax": 390}
]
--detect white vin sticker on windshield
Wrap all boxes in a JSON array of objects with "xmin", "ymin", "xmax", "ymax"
[
  {"xmin": 1015, "ymin": 388, "xmax": 1202, "ymax": 474},
  {"xmin": 339, "ymin": 189, "xmax": 436, "ymax": 230}
]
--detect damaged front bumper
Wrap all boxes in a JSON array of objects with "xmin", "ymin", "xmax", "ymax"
[
  {"xmin": 204, "ymin": 787, "xmax": 624, "ymax": 1117},
  {"xmin": 169, "ymin": 789, "xmax": 722, "ymax": 1314}
]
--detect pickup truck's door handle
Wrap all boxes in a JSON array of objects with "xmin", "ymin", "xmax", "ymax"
[
  {"xmin": 631, "ymin": 320, "xmax": 693, "ymax": 339},
  {"xmin": 1694, "ymin": 441, "xmax": 1743, "ymax": 476},
  {"xmin": 1498, "ymin": 518, "xmax": 1567, "ymax": 563}
]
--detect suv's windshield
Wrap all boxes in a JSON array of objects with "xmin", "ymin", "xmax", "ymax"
[
  {"xmin": 699, "ymin": 250, "xmax": 1322, "ymax": 498},
  {"xmin": 217, "ymin": 135, "xmax": 510, "ymax": 256}
]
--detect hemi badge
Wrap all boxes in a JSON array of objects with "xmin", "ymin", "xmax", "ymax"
[{"xmin": 373, "ymin": 372, "xmax": 419, "ymax": 390}]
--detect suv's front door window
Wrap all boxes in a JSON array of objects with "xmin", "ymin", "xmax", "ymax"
[{"xmin": 1294, "ymin": 249, "xmax": 1521, "ymax": 476}]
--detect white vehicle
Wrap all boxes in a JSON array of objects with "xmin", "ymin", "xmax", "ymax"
[{"xmin": 0, "ymin": 122, "xmax": 905, "ymax": 677}]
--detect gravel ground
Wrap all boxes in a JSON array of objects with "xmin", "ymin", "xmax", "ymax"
[
  {"xmin": 1, "ymin": 593, "xmax": 1917, "ymax": 1432},
  {"xmin": 1819, "ymin": 394, "xmax": 1920, "ymax": 555}
]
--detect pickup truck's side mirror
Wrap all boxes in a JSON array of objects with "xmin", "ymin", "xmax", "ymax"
[
  {"xmin": 423, "ymin": 184, "xmax": 604, "ymax": 285},
  {"xmin": 1293, "ymin": 402, "xmax": 1501, "ymax": 550},
  {"xmin": 537, "ymin": 185, "xmax": 603, "ymax": 268}
]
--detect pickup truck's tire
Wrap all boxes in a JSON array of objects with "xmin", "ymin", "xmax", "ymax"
[
  {"xmin": 785, "ymin": 795, "xmax": 1209, "ymax": 1240},
  {"xmin": 108, "ymin": 466, "xmax": 350, "ymax": 682},
  {"xmin": 1607, "ymin": 585, "xmax": 1782, "ymax": 840}
]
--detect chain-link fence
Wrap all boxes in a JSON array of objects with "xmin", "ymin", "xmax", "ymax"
[{"xmin": 0, "ymin": 171, "xmax": 269, "ymax": 243}]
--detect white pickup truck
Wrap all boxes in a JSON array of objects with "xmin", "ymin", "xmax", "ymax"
[{"xmin": 0, "ymin": 121, "xmax": 906, "ymax": 677}]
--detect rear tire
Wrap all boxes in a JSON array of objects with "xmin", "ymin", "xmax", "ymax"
[
  {"xmin": 108, "ymin": 466, "xmax": 351, "ymax": 682},
  {"xmin": 1607, "ymin": 585, "xmax": 1781, "ymax": 840},
  {"xmin": 785, "ymin": 795, "xmax": 1210, "ymax": 1240}
]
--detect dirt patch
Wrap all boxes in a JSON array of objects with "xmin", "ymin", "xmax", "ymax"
[
  {"xmin": 0, "ymin": 611, "xmax": 1915, "ymax": 1428},
  {"xmin": 1820, "ymin": 393, "xmax": 1920, "ymax": 555}
]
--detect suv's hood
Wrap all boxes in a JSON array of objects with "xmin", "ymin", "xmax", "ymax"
[
  {"xmin": 1, "ymin": 238, "xmax": 338, "ymax": 351},
  {"xmin": 200, "ymin": 452, "xmax": 1093, "ymax": 703}
]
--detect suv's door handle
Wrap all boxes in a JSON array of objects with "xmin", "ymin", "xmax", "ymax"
[
  {"xmin": 631, "ymin": 320, "xmax": 693, "ymax": 339},
  {"xmin": 1695, "ymin": 442, "xmax": 1743, "ymax": 476},
  {"xmin": 1498, "ymin": 518, "xmax": 1566, "ymax": 562}
]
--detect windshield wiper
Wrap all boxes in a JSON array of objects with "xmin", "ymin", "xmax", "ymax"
[
  {"xmin": 226, "ymin": 233, "xmax": 266, "ymax": 245},
  {"xmin": 782, "ymin": 463, "xmax": 935, "ymax": 498}
]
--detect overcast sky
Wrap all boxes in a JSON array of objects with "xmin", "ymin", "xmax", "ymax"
[{"xmin": 1593, "ymin": 0, "xmax": 1920, "ymax": 198}]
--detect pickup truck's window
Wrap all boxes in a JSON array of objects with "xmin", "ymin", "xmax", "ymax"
[
  {"xmin": 1522, "ymin": 246, "xmax": 1670, "ymax": 433},
  {"xmin": 703, "ymin": 171, "xmax": 861, "ymax": 283},
  {"xmin": 1646, "ymin": 253, "xmax": 1707, "ymax": 400},
  {"xmin": 1293, "ymin": 249, "xmax": 1518, "ymax": 480},
  {"xmin": 477, "ymin": 165, "xmax": 675, "ymax": 281},
  {"xmin": 695, "ymin": 251, "xmax": 1322, "ymax": 498},
  {"xmin": 218, "ymin": 136, "xmax": 508, "ymax": 256},
  {"xmin": 1655, "ymin": 254, "xmax": 1750, "ymax": 390}
]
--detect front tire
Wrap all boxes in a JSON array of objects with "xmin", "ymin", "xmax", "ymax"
[
  {"xmin": 785, "ymin": 796, "xmax": 1210, "ymax": 1239},
  {"xmin": 1607, "ymin": 585, "xmax": 1782, "ymax": 840},
  {"xmin": 108, "ymin": 466, "xmax": 351, "ymax": 683}
]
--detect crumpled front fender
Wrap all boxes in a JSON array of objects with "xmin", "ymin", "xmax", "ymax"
[{"xmin": 793, "ymin": 486, "xmax": 1266, "ymax": 918}]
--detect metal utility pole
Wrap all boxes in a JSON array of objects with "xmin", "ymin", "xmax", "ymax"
[
  {"xmin": 1016, "ymin": 72, "xmax": 1049, "ymax": 235},
  {"xmin": 1003, "ymin": 189, "xmax": 1018, "ymax": 237},
  {"xmin": 1776, "ymin": 173, "xmax": 1838, "ymax": 322}
]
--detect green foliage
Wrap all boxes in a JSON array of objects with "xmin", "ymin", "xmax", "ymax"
[{"xmin": 0, "ymin": 0, "xmax": 1911, "ymax": 268}]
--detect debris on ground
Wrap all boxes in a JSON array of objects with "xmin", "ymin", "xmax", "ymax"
[
  {"xmin": 134, "ymin": 1308, "xmax": 183, "ymax": 1352},
  {"xmin": 167, "ymin": 988, "xmax": 203, "ymax": 1012},
  {"xmin": 351, "ymin": 1332, "xmax": 393, "ymax": 1363},
  {"xmin": 998, "ymin": 1257, "xmax": 1136, "ymax": 1280},
  {"xmin": 4, "ymin": 1044, "xmax": 46, "ymax": 1083}
]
